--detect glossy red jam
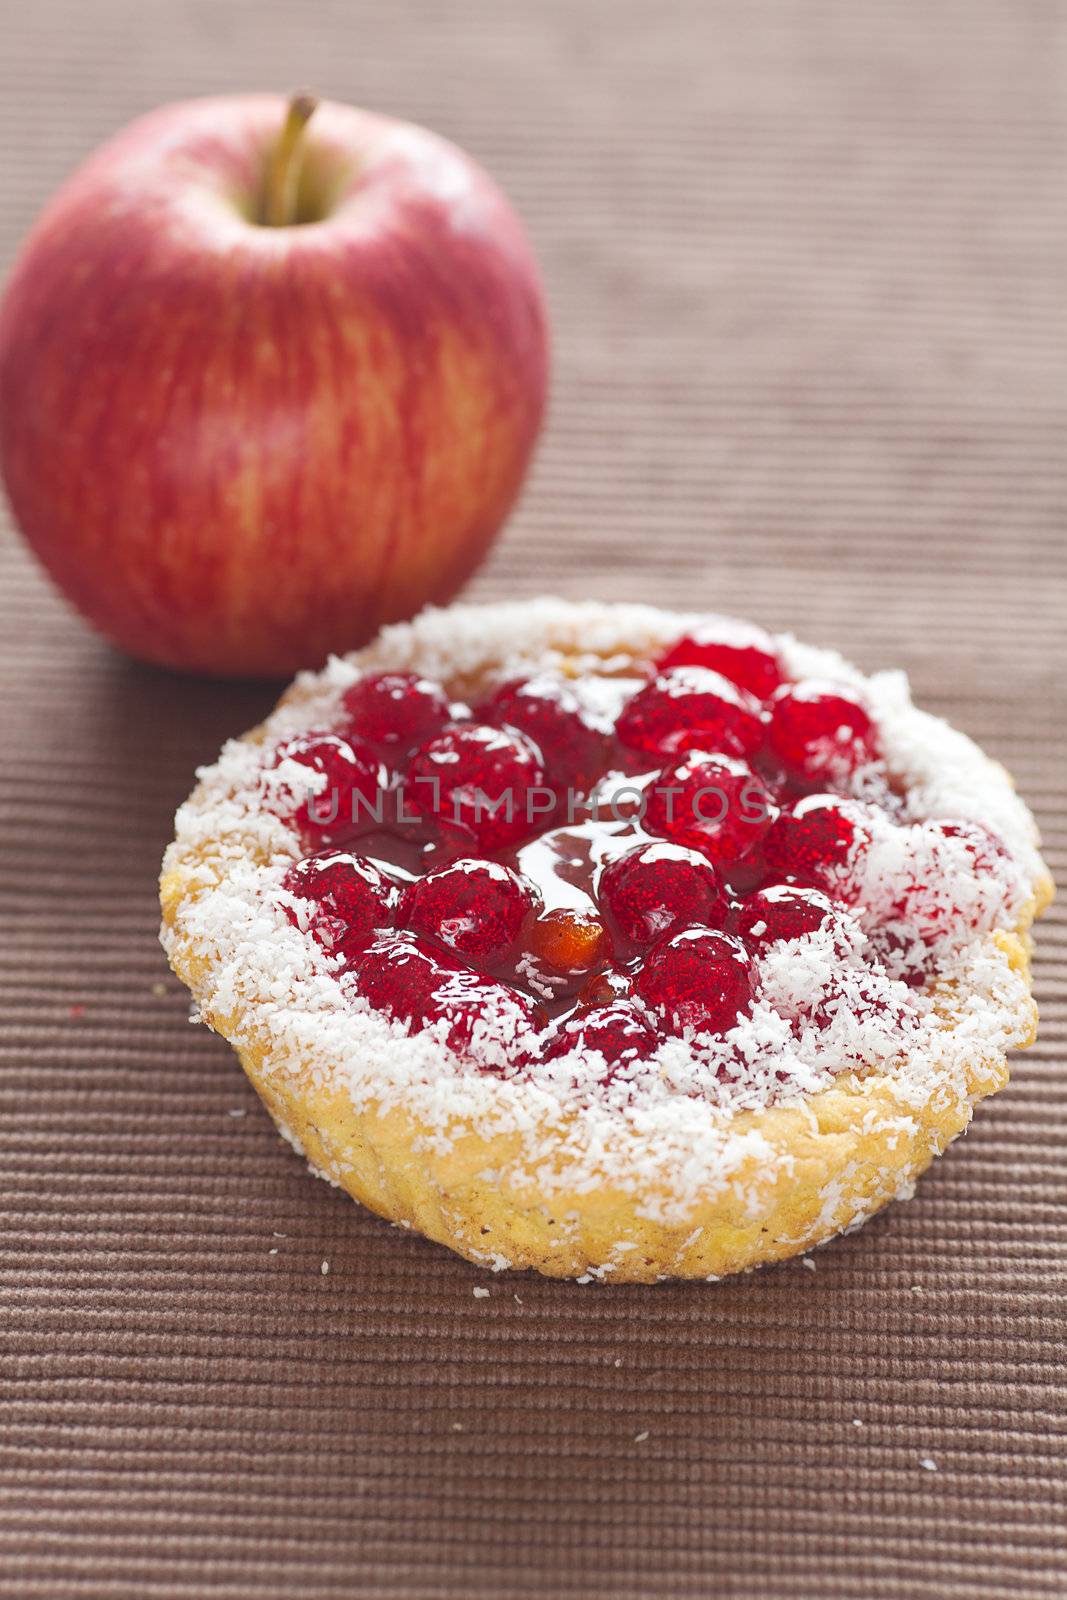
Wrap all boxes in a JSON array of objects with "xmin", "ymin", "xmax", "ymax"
[
  {"xmin": 643, "ymin": 752, "xmax": 776, "ymax": 863},
  {"xmin": 266, "ymin": 622, "xmax": 1008, "ymax": 1091},
  {"xmin": 731, "ymin": 884, "xmax": 837, "ymax": 953},
  {"xmin": 282, "ymin": 851, "xmax": 394, "ymax": 961},
  {"xmin": 399, "ymin": 859, "xmax": 533, "ymax": 965},
  {"xmin": 656, "ymin": 617, "xmax": 783, "ymax": 699},
  {"xmin": 341, "ymin": 671, "xmax": 453, "ymax": 752},
  {"xmin": 481, "ymin": 674, "xmax": 607, "ymax": 791},
  {"xmin": 542, "ymin": 1001, "xmax": 661, "ymax": 1081},
  {"xmin": 761, "ymin": 794, "xmax": 868, "ymax": 892},
  {"xmin": 270, "ymin": 734, "xmax": 388, "ymax": 846},
  {"xmin": 404, "ymin": 723, "xmax": 548, "ymax": 851},
  {"xmin": 766, "ymin": 680, "xmax": 877, "ymax": 787},
  {"xmin": 616, "ymin": 666, "xmax": 765, "ymax": 761},
  {"xmin": 634, "ymin": 928, "xmax": 753, "ymax": 1035},
  {"xmin": 599, "ymin": 841, "xmax": 727, "ymax": 946}
]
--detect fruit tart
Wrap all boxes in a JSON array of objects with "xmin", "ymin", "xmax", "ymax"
[{"xmin": 160, "ymin": 600, "xmax": 1052, "ymax": 1281}]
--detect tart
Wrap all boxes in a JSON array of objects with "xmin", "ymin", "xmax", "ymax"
[{"xmin": 160, "ymin": 600, "xmax": 1052, "ymax": 1282}]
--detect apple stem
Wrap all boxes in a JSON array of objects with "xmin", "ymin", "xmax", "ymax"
[{"xmin": 262, "ymin": 93, "xmax": 318, "ymax": 226}]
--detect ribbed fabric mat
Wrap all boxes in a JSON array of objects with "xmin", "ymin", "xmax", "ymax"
[{"xmin": 1, "ymin": 2, "xmax": 1065, "ymax": 1597}]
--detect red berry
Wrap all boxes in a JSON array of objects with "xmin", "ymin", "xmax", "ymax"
[
  {"xmin": 483, "ymin": 675, "xmax": 607, "ymax": 792},
  {"xmin": 634, "ymin": 928, "xmax": 753, "ymax": 1036},
  {"xmin": 353, "ymin": 936, "xmax": 538, "ymax": 1057},
  {"xmin": 732, "ymin": 884, "xmax": 836, "ymax": 953},
  {"xmin": 599, "ymin": 841, "xmax": 727, "ymax": 947},
  {"xmin": 352, "ymin": 935, "xmax": 444, "ymax": 1020},
  {"xmin": 864, "ymin": 925, "xmax": 932, "ymax": 989},
  {"xmin": 657, "ymin": 617, "xmax": 783, "ymax": 699},
  {"xmin": 420, "ymin": 968, "xmax": 542, "ymax": 1057},
  {"xmin": 786, "ymin": 966, "xmax": 910, "ymax": 1031},
  {"xmin": 282, "ymin": 851, "xmax": 394, "ymax": 963},
  {"xmin": 762, "ymin": 794, "xmax": 869, "ymax": 893},
  {"xmin": 644, "ymin": 752, "xmax": 776, "ymax": 863},
  {"xmin": 270, "ymin": 733, "xmax": 388, "ymax": 845},
  {"xmin": 399, "ymin": 858, "xmax": 534, "ymax": 966},
  {"xmin": 541, "ymin": 1001, "xmax": 660, "ymax": 1078},
  {"xmin": 615, "ymin": 667, "xmax": 765, "ymax": 761},
  {"xmin": 766, "ymin": 680, "xmax": 877, "ymax": 786},
  {"xmin": 403, "ymin": 723, "xmax": 548, "ymax": 851},
  {"xmin": 933, "ymin": 819, "xmax": 1008, "ymax": 876},
  {"xmin": 873, "ymin": 818, "xmax": 1013, "ymax": 946},
  {"xmin": 341, "ymin": 671, "xmax": 453, "ymax": 750}
]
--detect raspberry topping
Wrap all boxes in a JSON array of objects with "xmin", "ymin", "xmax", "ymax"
[
  {"xmin": 644, "ymin": 752, "xmax": 776, "ymax": 863},
  {"xmin": 399, "ymin": 859, "xmax": 533, "ymax": 966},
  {"xmin": 352, "ymin": 935, "xmax": 539, "ymax": 1054},
  {"xmin": 634, "ymin": 929, "xmax": 753, "ymax": 1036},
  {"xmin": 732, "ymin": 884, "xmax": 837, "ymax": 953},
  {"xmin": 762, "ymin": 794, "xmax": 869, "ymax": 893},
  {"xmin": 264, "ymin": 617, "xmax": 1023, "ymax": 1099},
  {"xmin": 934, "ymin": 819, "xmax": 1008, "ymax": 876},
  {"xmin": 270, "ymin": 734, "xmax": 387, "ymax": 846},
  {"xmin": 766, "ymin": 680, "xmax": 877, "ymax": 787},
  {"xmin": 657, "ymin": 617, "xmax": 783, "ymax": 698},
  {"xmin": 616, "ymin": 667, "xmax": 765, "ymax": 761},
  {"xmin": 870, "ymin": 817, "xmax": 1013, "ymax": 951},
  {"xmin": 781, "ymin": 966, "xmax": 907, "ymax": 1035},
  {"xmin": 341, "ymin": 671, "xmax": 454, "ymax": 751},
  {"xmin": 352, "ymin": 934, "xmax": 444, "ymax": 1021},
  {"xmin": 482, "ymin": 675, "xmax": 607, "ymax": 792},
  {"xmin": 599, "ymin": 841, "xmax": 727, "ymax": 947},
  {"xmin": 418, "ymin": 968, "xmax": 542, "ymax": 1056},
  {"xmin": 282, "ymin": 851, "xmax": 395, "ymax": 963},
  {"xmin": 403, "ymin": 723, "xmax": 548, "ymax": 850},
  {"xmin": 541, "ymin": 1002, "xmax": 660, "ymax": 1079}
]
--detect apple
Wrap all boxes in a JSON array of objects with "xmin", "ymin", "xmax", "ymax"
[{"xmin": 0, "ymin": 95, "xmax": 548, "ymax": 676}]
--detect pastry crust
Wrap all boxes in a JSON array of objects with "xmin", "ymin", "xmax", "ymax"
[{"xmin": 160, "ymin": 600, "xmax": 1052, "ymax": 1282}]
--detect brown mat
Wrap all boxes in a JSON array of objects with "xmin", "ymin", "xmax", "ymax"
[{"xmin": 1, "ymin": 2, "xmax": 1065, "ymax": 1596}]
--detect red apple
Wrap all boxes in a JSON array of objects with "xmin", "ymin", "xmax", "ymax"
[{"xmin": 0, "ymin": 95, "xmax": 548, "ymax": 676}]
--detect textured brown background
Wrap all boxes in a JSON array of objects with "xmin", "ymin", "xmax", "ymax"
[{"xmin": 1, "ymin": 2, "xmax": 1065, "ymax": 1596}]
